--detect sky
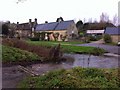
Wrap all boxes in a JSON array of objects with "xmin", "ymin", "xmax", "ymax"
[{"xmin": 0, "ymin": 0, "xmax": 119, "ymax": 24}]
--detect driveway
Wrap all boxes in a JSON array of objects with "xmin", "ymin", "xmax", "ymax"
[{"xmin": 75, "ymin": 43, "xmax": 120, "ymax": 55}]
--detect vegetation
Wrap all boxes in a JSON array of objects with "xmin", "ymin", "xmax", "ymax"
[
  {"xmin": 18, "ymin": 67, "xmax": 119, "ymax": 88},
  {"xmin": 2, "ymin": 38, "xmax": 63, "ymax": 62},
  {"xmin": 2, "ymin": 23, "xmax": 9, "ymax": 36},
  {"xmin": 87, "ymin": 35, "xmax": 102, "ymax": 41},
  {"xmin": 62, "ymin": 45, "xmax": 105, "ymax": 55},
  {"xmin": 104, "ymin": 34, "xmax": 112, "ymax": 43},
  {"xmin": 27, "ymin": 41, "xmax": 106, "ymax": 55},
  {"xmin": 29, "ymin": 37, "xmax": 39, "ymax": 41},
  {"xmin": 53, "ymin": 32, "xmax": 59, "ymax": 41},
  {"xmin": 2, "ymin": 45, "xmax": 40, "ymax": 63},
  {"xmin": 90, "ymin": 47, "xmax": 105, "ymax": 56},
  {"xmin": 60, "ymin": 34, "xmax": 67, "ymax": 41},
  {"xmin": 26, "ymin": 40, "xmax": 83, "ymax": 47}
]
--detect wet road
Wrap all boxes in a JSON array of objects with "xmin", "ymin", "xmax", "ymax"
[{"xmin": 75, "ymin": 43, "xmax": 120, "ymax": 55}]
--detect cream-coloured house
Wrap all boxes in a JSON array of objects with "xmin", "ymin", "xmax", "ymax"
[{"xmin": 35, "ymin": 20, "xmax": 78, "ymax": 41}]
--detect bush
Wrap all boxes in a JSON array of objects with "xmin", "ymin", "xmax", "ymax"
[
  {"xmin": 2, "ymin": 38, "xmax": 50, "ymax": 58},
  {"xmin": 29, "ymin": 37, "xmax": 39, "ymax": 41},
  {"xmin": 88, "ymin": 35, "xmax": 97, "ymax": 41},
  {"xmin": 2, "ymin": 38, "xmax": 63, "ymax": 62},
  {"xmin": 104, "ymin": 34, "xmax": 112, "ymax": 43},
  {"xmin": 90, "ymin": 47, "xmax": 105, "ymax": 56}
]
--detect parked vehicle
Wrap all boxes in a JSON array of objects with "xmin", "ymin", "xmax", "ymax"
[{"xmin": 118, "ymin": 42, "xmax": 120, "ymax": 46}]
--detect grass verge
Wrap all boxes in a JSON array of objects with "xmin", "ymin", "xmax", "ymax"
[{"xmin": 27, "ymin": 41, "xmax": 106, "ymax": 55}]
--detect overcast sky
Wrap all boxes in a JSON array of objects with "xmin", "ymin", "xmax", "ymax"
[{"xmin": 0, "ymin": 0, "xmax": 119, "ymax": 24}]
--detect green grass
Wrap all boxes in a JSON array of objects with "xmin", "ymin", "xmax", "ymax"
[
  {"xmin": 26, "ymin": 41, "xmax": 83, "ymax": 47},
  {"xmin": 18, "ymin": 67, "xmax": 119, "ymax": 88},
  {"xmin": 2, "ymin": 45, "xmax": 40, "ymax": 63},
  {"xmin": 27, "ymin": 41, "xmax": 106, "ymax": 55}
]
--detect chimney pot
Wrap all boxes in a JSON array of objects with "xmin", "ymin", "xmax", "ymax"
[
  {"xmin": 45, "ymin": 21, "xmax": 48, "ymax": 23},
  {"xmin": 17, "ymin": 22, "xmax": 19, "ymax": 24},
  {"xmin": 29, "ymin": 19, "xmax": 32, "ymax": 23},
  {"xmin": 35, "ymin": 18, "xmax": 37, "ymax": 21}
]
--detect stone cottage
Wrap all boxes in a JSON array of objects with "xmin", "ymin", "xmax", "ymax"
[
  {"xmin": 105, "ymin": 27, "xmax": 120, "ymax": 43},
  {"xmin": 16, "ymin": 18, "xmax": 37, "ymax": 38},
  {"xmin": 35, "ymin": 20, "xmax": 78, "ymax": 41}
]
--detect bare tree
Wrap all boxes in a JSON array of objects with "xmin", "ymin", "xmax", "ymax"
[
  {"xmin": 100, "ymin": 13, "xmax": 109, "ymax": 23},
  {"xmin": 16, "ymin": 0, "xmax": 27, "ymax": 4},
  {"xmin": 113, "ymin": 14, "xmax": 118, "ymax": 26},
  {"xmin": 83, "ymin": 18, "xmax": 86, "ymax": 23},
  {"xmin": 88, "ymin": 18, "xmax": 92, "ymax": 23},
  {"xmin": 93, "ymin": 18, "xmax": 98, "ymax": 23}
]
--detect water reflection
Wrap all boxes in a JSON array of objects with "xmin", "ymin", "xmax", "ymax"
[
  {"xmin": 63, "ymin": 54, "xmax": 118, "ymax": 68},
  {"xmin": 29, "ymin": 54, "xmax": 118, "ymax": 75}
]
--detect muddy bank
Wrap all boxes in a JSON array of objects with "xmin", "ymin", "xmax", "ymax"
[{"xmin": 2, "ymin": 66, "xmax": 27, "ymax": 88}]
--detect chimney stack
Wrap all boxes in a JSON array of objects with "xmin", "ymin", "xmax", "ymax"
[
  {"xmin": 17, "ymin": 22, "xmax": 19, "ymax": 25},
  {"xmin": 35, "ymin": 18, "xmax": 37, "ymax": 23},
  {"xmin": 29, "ymin": 19, "xmax": 32, "ymax": 23},
  {"xmin": 45, "ymin": 21, "xmax": 48, "ymax": 23}
]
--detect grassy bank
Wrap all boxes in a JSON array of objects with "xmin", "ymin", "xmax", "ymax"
[
  {"xmin": 18, "ymin": 67, "xmax": 119, "ymax": 88},
  {"xmin": 2, "ymin": 45, "xmax": 40, "ymax": 63},
  {"xmin": 27, "ymin": 41, "xmax": 106, "ymax": 55}
]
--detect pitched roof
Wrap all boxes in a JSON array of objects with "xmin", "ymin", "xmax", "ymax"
[
  {"xmin": 35, "ymin": 20, "xmax": 74, "ymax": 31},
  {"xmin": 105, "ymin": 27, "xmax": 120, "ymax": 35},
  {"xmin": 36, "ymin": 22, "xmax": 58, "ymax": 31},
  {"xmin": 16, "ymin": 22, "xmax": 34, "ymax": 30},
  {"xmin": 55, "ymin": 20, "xmax": 74, "ymax": 30}
]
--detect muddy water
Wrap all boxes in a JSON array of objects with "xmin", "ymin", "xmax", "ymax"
[{"xmin": 29, "ymin": 54, "xmax": 119, "ymax": 75}]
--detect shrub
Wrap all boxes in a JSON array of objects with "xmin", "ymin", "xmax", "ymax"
[
  {"xmin": 2, "ymin": 38, "xmax": 63, "ymax": 62},
  {"xmin": 104, "ymin": 34, "xmax": 112, "ymax": 43},
  {"xmin": 88, "ymin": 35, "xmax": 97, "ymax": 41},
  {"xmin": 49, "ymin": 44, "xmax": 63, "ymax": 62},
  {"xmin": 29, "ymin": 37, "xmax": 39, "ymax": 41},
  {"xmin": 53, "ymin": 32, "xmax": 59, "ymax": 41},
  {"xmin": 60, "ymin": 34, "xmax": 67, "ymax": 41},
  {"xmin": 90, "ymin": 47, "xmax": 105, "ymax": 56}
]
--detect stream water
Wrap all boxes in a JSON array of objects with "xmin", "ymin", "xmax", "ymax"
[
  {"xmin": 2, "ymin": 54, "xmax": 119, "ymax": 88},
  {"xmin": 29, "ymin": 54, "xmax": 119, "ymax": 75}
]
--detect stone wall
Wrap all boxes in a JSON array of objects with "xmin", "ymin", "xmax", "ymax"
[
  {"xmin": 15, "ymin": 30, "xmax": 31, "ymax": 38},
  {"xmin": 111, "ymin": 35, "xmax": 120, "ymax": 43},
  {"xmin": 67, "ymin": 23, "xmax": 78, "ymax": 39}
]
